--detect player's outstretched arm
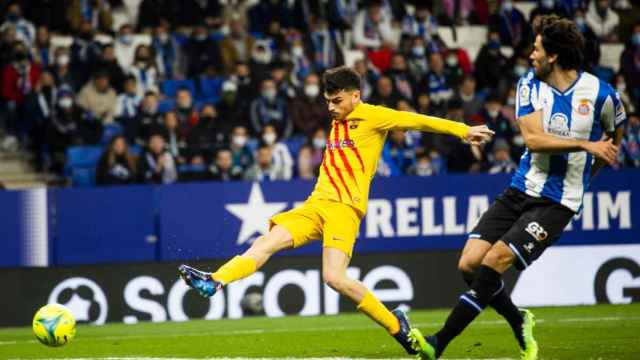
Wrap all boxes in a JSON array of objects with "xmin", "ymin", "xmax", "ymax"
[{"xmin": 519, "ymin": 110, "xmax": 619, "ymax": 165}]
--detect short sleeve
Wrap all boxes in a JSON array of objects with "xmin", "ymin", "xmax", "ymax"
[
  {"xmin": 515, "ymin": 71, "xmax": 542, "ymax": 119},
  {"xmin": 600, "ymin": 85, "xmax": 627, "ymax": 133}
]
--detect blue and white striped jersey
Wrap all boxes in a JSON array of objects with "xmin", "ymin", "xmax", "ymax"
[{"xmin": 511, "ymin": 70, "xmax": 626, "ymax": 212}]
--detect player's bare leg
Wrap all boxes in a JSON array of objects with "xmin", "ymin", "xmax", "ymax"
[
  {"xmin": 322, "ymin": 247, "xmax": 418, "ymax": 355},
  {"xmin": 178, "ymin": 225, "xmax": 293, "ymax": 297}
]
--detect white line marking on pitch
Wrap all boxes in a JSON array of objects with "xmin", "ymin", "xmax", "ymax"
[{"xmin": 16, "ymin": 358, "xmax": 514, "ymax": 360}]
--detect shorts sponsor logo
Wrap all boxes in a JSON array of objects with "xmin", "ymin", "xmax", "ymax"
[
  {"xmin": 523, "ymin": 242, "xmax": 535, "ymax": 253},
  {"xmin": 525, "ymin": 221, "xmax": 548, "ymax": 242}
]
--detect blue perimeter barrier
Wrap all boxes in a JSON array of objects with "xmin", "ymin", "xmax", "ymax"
[{"xmin": 1, "ymin": 169, "xmax": 637, "ymax": 267}]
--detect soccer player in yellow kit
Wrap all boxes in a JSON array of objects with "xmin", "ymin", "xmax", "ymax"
[{"xmin": 179, "ymin": 66, "xmax": 494, "ymax": 354}]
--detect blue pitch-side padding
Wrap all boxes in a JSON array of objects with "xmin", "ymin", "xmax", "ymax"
[
  {"xmin": 1, "ymin": 169, "xmax": 638, "ymax": 267},
  {"xmin": 160, "ymin": 79, "xmax": 196, "ymax": 98}
]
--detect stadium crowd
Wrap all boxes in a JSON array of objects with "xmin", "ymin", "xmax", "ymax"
[{"xmin": 0, "ymin": 0, "xmax": 639, "ymax": 186}]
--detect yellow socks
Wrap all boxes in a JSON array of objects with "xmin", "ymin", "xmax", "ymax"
[
  {"xmin": 357, "ymin": 291, "xmax": 400, "ymax": 335},
  {"xmin": 211, "ymin": 255, "xmax": 257, "ymax": 285}
]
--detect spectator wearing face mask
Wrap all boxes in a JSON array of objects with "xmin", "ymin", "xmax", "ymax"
[
  {"xmin": 217, "ymin": 80, "xmax": 248, "ymax": 137},
  {"xmin": 260, "ymin": 124, "xmax": 293, "ymax": 180},
  {"xmin": 420, "ymin": 53, "xmax": 452, "ymax": 115},
  {"xmin": 152, "ymin": 23, "xmax": 186, "ymax": 81},
  {"xmin": 586, "ymin": 0, "xmax": 619, "ymax": 43},
  {"xmin": 443, "ymin": 49, "xmax": 470, "ymax": 90},
  {"xmin": 114, "ymin": 24, "xmax": 137, "ymax": 69},
  {"xmin": 209, "ymin": 148, "xmax": 244, "ymax": 181},
  {"xmin": 96, "ymin": 135, "xmax": 138, "ymax": 186},
  {"xmin": 250, "ymin": 78, "xmax": 292, "ymax": 139},
  {"xmin": 51, "ymin": 47, "xmax": 79, "ymax": 91},
  {"xmin": 407, "ymin": 150, "xmax": 437, "ymax": 176},
  {"xmin": 229, "ymin": 125, "xmax": 254, "ymax": 171},
  {"xmin": 401, "ymin": 3, "xmax": 438, "ymax": 44},
  {"xmin": 309, "ymin": 127, "xmax": 326, "ymax": 170},
  {"xmin": 289, "ymin": 73, "xmax": 329, "ymax": 138},
  {"xmin": 221, "ymin": 17, "xmax": 256, "ymax": 75},
  {"xmin": 45, "ymin": 89, "xmax": 82, "ymax": 172},
  {"xmin": 489, "ymin": 0, "xmax": 531, "ymax": 48},
  {"xmin": 66, "ymin": 0, "xmax": 113, "ymax": 34},
  {"xmin": 478, "ymin": 93, "xmax": 515, "ymax": 151},
  {"xmin": 127, "ymin": 45, "xmax": 159, "ymax": 97},
  {"xmin": 0, "ymin": 2, "xmax": 36, "ymax": 46},
  {"xmin": 406, "ymin": 36, "xmax": 430, "ymax": 83}
]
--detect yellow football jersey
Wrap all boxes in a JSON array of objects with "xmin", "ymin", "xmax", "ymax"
[{"xmin": 308, "ymin": 102, "xmax": 470, "ymax": 215}]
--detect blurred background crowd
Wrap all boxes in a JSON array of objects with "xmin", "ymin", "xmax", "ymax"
[{"xmin": 0, "ymin": 0, "xmax": 639, "ymax": 187}]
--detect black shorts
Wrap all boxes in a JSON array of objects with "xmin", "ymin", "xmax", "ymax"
[{"xmin": 469, "ymin": 187, "xmax": 575, "ymax": 270}]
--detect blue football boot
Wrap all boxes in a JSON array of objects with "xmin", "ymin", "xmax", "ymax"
[{"xmin": 178, "ymin": 264, "xmax": 222, "ymax": 298}]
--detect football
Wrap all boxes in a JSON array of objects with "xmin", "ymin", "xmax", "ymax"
[{"xmin": 32, "ymin": 304, "xmax": 76, "ymax": 347}]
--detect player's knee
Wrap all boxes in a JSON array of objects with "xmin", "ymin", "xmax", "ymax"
[
  {"xmin": 457, "ymin": 256, "xmax": 480, "ymax": 275},
  {"xmin": 323, "ymin": 270, "xmax": 347, "ymax": 293},
  {"xmin": 483, "ymin": 242, "xmax": 515, "ymax": 269}
]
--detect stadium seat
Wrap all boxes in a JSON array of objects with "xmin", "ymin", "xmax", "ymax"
[
  {"xmin": 100, "ymin": 123, "xmax": 124, "ymax": 145},
  {"xmin": 197, "ymin": 77, "xmax": 224, "ymax": 103},
  {"xmin": 285, "ymin": 135, "xmax": 307, "ymax": 156},
  {"xmin": 160, "ymin": 79, "xmax": 196, "ymax": 98},
  {"xmin": 158, "ymin": 99, "xmax": 176, "ymax": 113},
  {"xmin": 64, "ymin": 146, "xmax": 104, "ymax": 187}
]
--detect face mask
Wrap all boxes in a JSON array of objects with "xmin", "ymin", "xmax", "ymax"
[
  {"xmin": 59, "ymin": 97, "xmax": 73, "ymax": 109},
  {"xmin": 158, "ymin": 33, "xmax": 169, "ymax": 43},
  {"xmin": 232, "ymin": 135, "xmax": 247, "ymax": 147},
  {"xmin": 304, "ymin": 84, "xmax": 320, "ymax": 98},
  {"xmin": 313, "ymin": 138, "xmax": 325, "ymax": 149},
  {"xmin": 617, "ymin": 82, "xmax": 626, "ymax": 92},
  {"xmin": 292, "ymin": 46, "xmax": 304, "ymax": 57},
  {"xmin": 253, "ymin": 50, "xmax": 272, "ymax": 64},
  {"xmin": 412, "ymin": 46, "xmax": 425, "ymax": 57},
  {"xmin": 144, "ymin": 104, "xmax": 158, "ymax": 114},
  {"xmin": 514, "ymin": 65, "xmax": 527, "ymax": 77},
  {"xmin": 56, "ymin": 54, "xmax": 70, "ymax": 66},
  {"xmin": 120, "ymin": 34, "xmax": 133, "ymax": 45},
  {"xmin": 195, "ymin": 33, "xmax": 207, "ymax": 41},
  {"xmin": 446, "ymin": 55, "xmax": 458, "ymax": 66},
  {"xmin": 488, "ymin": 109, "xmax": 500, "ymax": 118},
  {"xmin": 541, "ymin": 0, "xmax": 554, "ymax": 9},
  {"xmin": 633, "ymin": 33, "xmax": 640, "ymax": 46},
  {"xmin": 263, "ymin": 133, "xmax": 277, "ymax": 145},
  {"xmin": 502, "ymin": 1, "xmax": 513, "ymax": 12},
  {"xmin": 262, "ymin": 89, "xmax": 277, "ymax": 101},
  {"xmin": 488, "ymin": 40, "xmax": 501, "ymax": 50},
  {"xmin": 575, "ymin": 17, "xmax": 585, "ymax": 28},
  {"xmin": 507, "ymin": 97, "xmax": 516, "ymax": 106}
]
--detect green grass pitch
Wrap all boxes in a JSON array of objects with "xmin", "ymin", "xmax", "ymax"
[{"xmin": 1, "ymin": 304, "xmax": 639, "ymax": 359}]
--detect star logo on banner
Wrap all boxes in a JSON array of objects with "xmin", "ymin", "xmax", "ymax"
[{"xmin": 225, "ymin": 182, "xmax": 288, "ymax": 245}]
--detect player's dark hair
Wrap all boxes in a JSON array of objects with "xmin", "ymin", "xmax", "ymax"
[
  {"xmin": 322, "ymin": 66, "xmax": 361, "ymax": 95},
  {"xmin": 533, "ymin": 15, "xmax": 585, "ymax": 71}
]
